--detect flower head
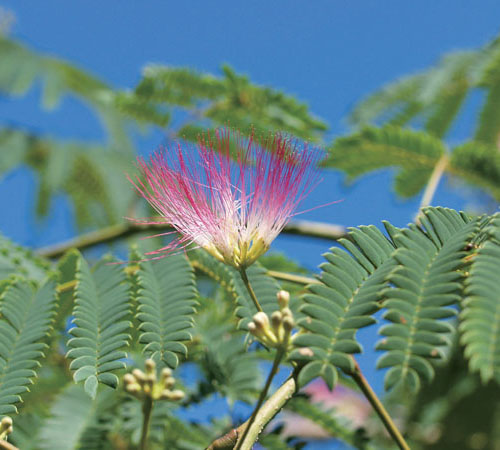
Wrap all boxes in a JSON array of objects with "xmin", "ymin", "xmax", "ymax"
[{"xmin": 129, "ymin": 129, "xmax": 321, "ymax": 268}]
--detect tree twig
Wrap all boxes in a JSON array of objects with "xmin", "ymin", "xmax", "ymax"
[
  {"xmin": 0, "ymin": 441, "xmax": 19, "ymax": 450},
  {"xmin": 416, "ymin": 153, "xmax": 449, "ymax": 222},
  {"xmin": 266, "ymin": 270, "xmax": 318, "ymax": 286},
  {"xmin": 36, "ymin": 220, "xmax": 346, "ymax": 259},
  {"xmin": 206, "ymin": 374, "xmax": 298, "ymax": 450},
  {"xmin": 234, "ymin": 349, "xmax": 285, "ymax": 450},
  {"xmin": 350, "ymin": 359, "xmax": 410, "ymax": 450}
]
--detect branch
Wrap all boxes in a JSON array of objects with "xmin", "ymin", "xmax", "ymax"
[
  {"xmin": 36, "ymin": 220, "xmax": 346, "ymax": 259},
  {"xmin": 266, "ymin": 270, "xmax": 318, "ymax": 286},
  {"xmin": 416, "ymin": 153, "xmax": 449, "ymax": 219},
  {"xmin": 0, "ymin": 441, "xmax": 18, "ymax": 450},
  {"xmin": 350, "ymin": 359, "xmax": 410, "ymax": 450},
  {"xmin": 234, "ymin": 349, "xmax": 285, "ymax": 450},
  {"xmin": 206, "ymin": 374, "xmax": 298, "ymax": 450}
]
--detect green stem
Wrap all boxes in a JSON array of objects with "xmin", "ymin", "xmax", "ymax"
[
  {"xmin": 351, "ymin": 361, "xmax": 410, "ymax": 450},
  {"xmin": 139, "ymin": 396, "xmax": 153, "ymax": 450},
  {"xmin": 234, "ymin": 349, "xmax": 285, "ymax": 450},
  {"xmin": 239, "ymin": 268, "xmax": 263, "ymax": 313}
]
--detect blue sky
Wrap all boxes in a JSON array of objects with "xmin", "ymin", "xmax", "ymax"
[
  {"xmin": 3, "ymin": 1, "xmax": 499, "ymax": 254},
  {"xmin": 1, "ymin": 0, "xmax": 499, "ymax": 434}
]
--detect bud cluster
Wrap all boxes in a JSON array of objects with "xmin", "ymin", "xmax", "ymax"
[
  {"xmin": 0, "ymin": 416, "xmax": 12, "ymax": 440},
  {"xmin": 247, "ymin": 290, "xmax": 295, "ymax": 350},
  {"xmin": 123, "ymin": 359, "xmax": 184, "ymax": 402}
]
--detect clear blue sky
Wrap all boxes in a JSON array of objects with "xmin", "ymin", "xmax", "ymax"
[{"xmin": 1, "ymin": 0, "xmax": 499, "ymax": 440}]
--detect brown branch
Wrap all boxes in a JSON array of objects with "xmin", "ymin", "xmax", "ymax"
[{"xmin": 36, "ymin": 220, "xmax": 346, "ymax": 259}]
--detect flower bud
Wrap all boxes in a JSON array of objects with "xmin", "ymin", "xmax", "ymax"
[
  {"xmin": 161, "ymin": 367, "xmax": 172, "ymax": 379},
  {"xmin": 168, "ymin": 389, "xmax": 185, "ymax": 401},
  {"xmin": 0, "ymin": 416, "xmax": 12, "ymax": 440},
  {"xmin": 252, "ymin": 312, "xmax": 270, "ymax": 330},
  {"xmin": 164, "ymin": 376, "xmax": 176, "ymax": 389},
  {"xmin": 271, "ymin": 311, "xmax": 282, "ymax": 330},
  {"xmin": 277, "ymin": 290, "xmax": 290, "ymax": 309},
  {"xmin": 126, "ymin": 383, "xmax": 141, "ymax": 394},
  {"xmin": 123, "ymin": 373, "xmax": 135, "ymax": 385},
  {"xmin": 132, "ymin": 369, "xmax": 146, "ymax": 383},
  {"xmin": 145, "ymin": 359, "xmax": 156, "ymax": 373},
  {"xmin": 283, "ymin": 316, "xmax": 294, "ymax": 333}
]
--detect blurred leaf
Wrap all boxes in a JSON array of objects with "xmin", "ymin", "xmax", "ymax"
[
  {"xmin": 325, "ymin": 126, "xmax": 444, "ymax": 198},
  {"xmin": 0, "ymin": 278, "xmax": 57, "ymax": 415}
]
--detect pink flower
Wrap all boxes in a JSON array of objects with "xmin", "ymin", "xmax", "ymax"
[{"xmin": 129, "ymin": 129, "xmax": 321, "ymax": 268}]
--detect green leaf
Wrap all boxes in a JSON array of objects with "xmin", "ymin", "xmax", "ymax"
[
  {"xmin": 450, "ymin": 141, "xmax": 500, "ymax": 201},
  {"xmin": 349, "ymin": 49, "xmax": 482, "ymax": 138},
  {"xmin": 0, "ymin": 35, "xmax": 131, "ymax": 148},
  {"xmin": 460, "ymin": 214, "xmax": 500, "ymax": 384},
  {"xmin": 0, "ymin": 233, "xmax": 50, "ymax": 284},
  {"xmin": 134, "ymin": 252, "xmax": 198, "ymax": 368},
  {"xmin": 291, "ymin": 225, "xmax": 396, "ymax": 389},
  {"xmin": 475, "ymin": 47, "xmax": 500, "ymax": 144},
  {"xmin": 38, "ymin": 384, "xmax": 112, "ymax": 450},
  {"xmin": 66, "ymin": 256, "xmax": 131, "ymax": 397},
  {"xmin": 198, "ymin": 332, "xmax": 261, "ymax": 405},
  {"xmin": 0, "ymin": 127, "xmax": 135, "ymax": 229},
  {"xmin": 126, "ymin": 63, "xmax": 328, "ymax": 142},
  {"xmin": 377, "ymin": 207, "xmax": 478, "ymax": 392},
  {"xmin": 325, "ymin": 126, "xmax": 445, "ymax": 198},
  {"xmin": 0, "ymin": 278, "xmax": 57, "ymax": 414}
]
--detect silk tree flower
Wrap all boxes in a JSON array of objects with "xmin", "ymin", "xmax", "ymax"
[{"xmin": 129, "ymin": 129, "xmax": 322, "ymax": 269}]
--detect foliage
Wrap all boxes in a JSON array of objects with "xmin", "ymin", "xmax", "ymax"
[
  {"xmin": 2, "ymin": 27, "xmax": 500, "ymax": 450},
  {"xmin": 66, "ymin": 256, "xmax": 131, "ymax": 398},
  {"xmin": 0, "ymin": 206, "xmax": 494, "ymax": 447},
  {"xmin": 326, "ymin": 33, "xmax": 500, "ymax": 204},
  {"xmin": 133, "ymin": 251, "xmax": 198, "ymax": 368},
  {"xmin": 0, "ymin": 35, "xmax": 328, "ymax": 230},
  {"xmin": 290, "ymin": 207, "xmax": 500, "ymax": 395},
  {"xmin": 325, "ymin": 125, "xmax": 445, "ymax": 198},
  {"xmin": 291, "ymin": 224, "xmax": 396, "ymax": 388},
  {"xmin": 0, "ymin": 277, "xmax": 57, "ymax": 415},
  {"xmin": 117, "ymin": 64, "xmax": 328, "ymax": 142}
]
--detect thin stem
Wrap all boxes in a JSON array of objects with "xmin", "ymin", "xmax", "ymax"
[
  {"xmin": 234, "ymin": 349, "xmax": 285, "ymax": 450},
  {"xmin": 416, "ymin": 153, "xmax": 449, "ymax": 221},
  {"xmin": 139, "ymin": 396, "xmax": 153, "ymax": 450},
  {"xmin": 351, "ymin": 360, "xmax": 410, "ymax": 450},
  {"xmin": 266, "ymin": 270, "xmax": 318, "ymax": 286},
  {"xmin": 238, "ymin": 268, "xmax": 263, "ymax": 313}
]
